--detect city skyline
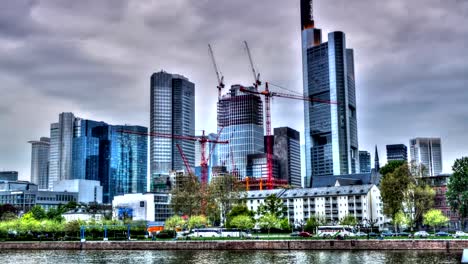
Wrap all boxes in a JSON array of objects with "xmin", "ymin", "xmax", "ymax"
[{"xmin": 1, "ymin": 1, "xmax": 467, "ymax": 180}]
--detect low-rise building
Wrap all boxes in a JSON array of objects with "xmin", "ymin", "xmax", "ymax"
[
  {"xmin": 112, "ymin": 193, "xmax": 173, "ymax": 225},
  {"xmin": 62, "ymin": 209, "xmax": 104, "ymax": 222},
  {"xmin": 53, "ymin": 179, "xmax": 103, "ymax": 204},
  {"xmin": 246, "ymin": 185, "xmax": 385, "ymax": 229},
  {"xmin": 0, "ymin": 180, "xmax": 78, "ymax": 212},
  {"xmin": 0, "ymin": 171, "xmax": 18, "ymax": 182}
]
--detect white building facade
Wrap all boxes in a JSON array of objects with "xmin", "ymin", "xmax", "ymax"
[
  {"xmin": 246, "ymin": 184, "xmax": 385, "ymax": 229},
  {"xmin": 53, "ymin": 179, "xmax": 103, "ymax": 204},
  {"xmin": 112, "ymin": 193, "xmax": 173, "ymax": 224}
]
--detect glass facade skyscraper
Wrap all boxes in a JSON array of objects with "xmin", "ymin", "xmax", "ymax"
[
  {"xmin": 410, "ymin": 138, "xmax": 442, "ymax": 176},
  {"xmin": 358, "ymin": 151, "xmax": 371, "ymax": 173},
  {"xmin": 47, "ymin": 112, "xmax": 148, "ymax": 203},
  {"xmin": 28, "ymin": 137, "xmax": 50, "ymax": 189},
  {"xmin": 150, "ymin": 71, "xmax": 195, "ymax": 176},
  {"xmin": 273, "ymin": 127, "xmax": 301, "ymax": 188},
  {"xmin": 48, "ymin": 112, "xmax": 75, "ymax": 189},
  {"xmin": 301, "ymin": 0, "xmax": 359, "ymax": 187},
  {"xmin": 107, "ymin": 125, "xmax": 148, "ymax": 203},
  {"xmin": 386, "ymin": 144, "xmax": 408, "ymax": 162},
  {"xmin": 217, "ymin": 85, "xmax": 264, "ymax": 180}
]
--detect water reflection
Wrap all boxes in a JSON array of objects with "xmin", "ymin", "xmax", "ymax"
[{"xmin": 0, "ymin": 250, "xmax": 461, "ymax": 264}]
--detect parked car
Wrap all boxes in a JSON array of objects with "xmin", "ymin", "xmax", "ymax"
[
  {"xmin": 368, "ymin": 232, "xmax": 379, "ymax": 237},
  {"xmin": 290, "ymin": 231, "xmax": 300, "ymax": 237},
  {"xmin": 380, "ymin": 231, "xmax": 394, "ymax": 237},
  {"xmin": 435, "ymin": 231, "xmax": 450, "ymax": 237},
  {"xmin": 414, "ymin": 231, "xmax": 430, "ymax": 238},
  {"xmin": 299, "ymin": 232, "xmax": 312, "ymax": 238},
  {"xmin": 355, "ymin": 231, "xmax": 367, "ymax": 237},
  {"xmin": 453, "ymin": 231, "xmax": 468, "ymax": 238}
]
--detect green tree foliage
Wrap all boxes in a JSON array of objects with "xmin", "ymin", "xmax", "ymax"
[
  {"xmin": 230, "ymin": 215, "xmax": 255, "ymax": 231},
  {"xmin": 164, "ymin": 216, "xmax": 186, "ymax": 230},
  {"xmin": 0, "ymin": 204, "xmax": 18, "ymax": 220},
  {"xmin": 207, "ymin": 175, "xmax": 242, "ymax": 226},
  {"xmin": 380, "ymin": 164, "xmax": 412, "ymax": 222},
  {"xmin": 170, "ymin": 175, "xmax": 204, "ymax": 217},
  {"xmin": 258, "ymin": 194, "xmax": 287, "ymax": 219},
  {"xmin": 188, "ymin": 215, "xmax": 208, "ymax": 230},
  {"xmin": 380, "ymin": 160, "xmax": 406, "ymax": 176},
  {"xmin": 30, "ymin": 206, "xmax": 47, "ymax": 220},
  {"xmin": 304, "ymin": 216, "xmax": 326, "ymax": 234},
  {"xmin": 423, "ymin": 209, "xmax": 449, "ymax": 232},
  {"xmin": 258, "ymin": 213, "xmax": 280, "ymax": 236},
  {"xmin": 340, "ymin": 215, "xmax": 358, "ymax": 226},
  {"xmin": 446, "ymin": 157, "xmax": 468, "ymax": 225},
  {"xmin": 403, "ymin": 183, "xmax": 435, "ymax": 229},
  {"xmin": 393, "ymin": 211, "xmax": 409, "ymax": 232},
  {"xmin": 226, "ymin": 204, "xmax": 254, "ymax": 228}
]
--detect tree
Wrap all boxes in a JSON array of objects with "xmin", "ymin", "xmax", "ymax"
[
  {"xmin": 170, "ymin": 175, "xmax": 204, "ymax": 217},
  {"xmin": 304, "ymin": 216, "xmax": 326, "ymax": 234},
  {"xmin": 446, "ymin": 157, "xmax": 468, "ymax": 228},
  {"xmin": 230, "ymin": 215, "xmax": 255, "ymax": 231},
  {"xmin": 0, "ymin": 204, "xmax": 18, "ymax": 220},
  {"xmin": 258, "ymin": 194, "xmax": 287, "ymax": 219},
  {"xmin": 380, "ymin": 160, "xmax": 406, "ymax": 176},
  {"xmin": 393, "ymin": 211, "xmax": 409, "ymax": 232},
  {"xmin": 207, "ymin": 175, "xmax": 242, "ymax": 226},
  {"xmin": 403, "ymin": 182, "xmax": 435, "ymax": 230},
  {"xmin": 380, "ymin": 163, "xmax": 412, "ymax": 223},
  {"xmin": 188, "ymin": 215, "xmax": 208, "ymax": 230},
  {"xmin": 340, "ymin": 215, "xmax": 358, "ymax": 226},
  {"xmin": 164, "ymin": 216, "xmax": 186, "ymax": 231},
  {"xmin": 258, "ymin": 213, "xmax": 280, "ymax": 237},
  {"xmin": 423, "ymin": 209, "xmax": 448, "ymax": 232},
  {"xmin": 226, "ymin": 204, "xmax": 255, "ymax": 228},
  {"xmin": 30, "ymin": 205, "xmax": 46, "ymax": 220}
]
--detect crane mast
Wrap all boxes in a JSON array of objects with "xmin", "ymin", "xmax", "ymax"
[{"xmin": 208, "ymin": 44, "xmax": 225, "ymax": 99}]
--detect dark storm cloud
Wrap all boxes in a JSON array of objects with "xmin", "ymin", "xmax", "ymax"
[{"xmin": 0, "ymin": 0, "xmax": 467, "ymax": 179}]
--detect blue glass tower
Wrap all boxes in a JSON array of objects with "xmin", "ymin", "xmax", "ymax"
[{"xmin": 301, "ymin": 0, "xmax": 359, "ymax": 187}]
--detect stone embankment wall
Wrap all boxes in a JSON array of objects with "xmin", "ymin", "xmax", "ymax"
[{"xmin": 0, "ymin": 240, "xmax": 466, "ymax": 251}]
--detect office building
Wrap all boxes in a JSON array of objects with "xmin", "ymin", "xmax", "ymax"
[
  {"xmin": 359, "ymin": 151, "xmax": 371, "ymax": 173},
  {"xmin": 72, "ymin": 119, "xmax": 107, "ymax": 181},
  {"xmin": 53, "ymin": 179, "xmax": 103, "ymax": 204},
  {"xmin": 217, "ymin": 85, "xmax": 264, "ymax": 179},
  {"xmin": 386, "ymin": 144, "xmax": 408, "ymax": 162},
  {"xmin": 49, "ymin": 112, "xmax": 75, "ymax": 189},
  {"xmin": 150, "ymin": 71, "xmax": 195, "ymax": 178},
  {"xmin": 112, "ymin": 192, "xmax": 173, "ymax": 223},
  {"xmin": 410, "ymin": 138, "xmax": 442, "ymax": 176},
  {"xmin": 273, "ymin": 127, "xmax": 301, "ymax": 187},
  {"xmin": 47, "ymin": 112, "xmax": 148, "ymax": 203},
  {"xmin": 246, "ymin": 185, "xmax": 384, "ymax": 229},
  {"xmin": 246, "ymin": 153, "xmax": 280, "ymax": 180},
  {"xmin": 0, "ymin": 171, "xmax": 18, "ymax": 182},
  {"xmin": 0, "ymin": 181, "xmax": 78, "ymax": 212},
  {"xmin": 29, "ymin": 137, "xmax": 50, "ymax": 189},
  {"xmin": 301, "ymin": 0, "xmax": 359, "ymax": 187}
]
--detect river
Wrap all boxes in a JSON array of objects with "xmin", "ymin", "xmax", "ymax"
[{"xmin": 0, "ymin": 250, "xmax": 461, "ymax": 263}]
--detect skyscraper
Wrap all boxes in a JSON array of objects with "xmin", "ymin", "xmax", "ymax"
[
  {"xmin": 301, "ymin": 0, "xmax": 359, "ymax": 187},
  {"xmin": 410, "ymin": 138, "xmax": 442, "ymax": 176},
  {"xmin": 386, "ymin": 144, "xmax": 408, "ymax": 162},
  {"xmin": 150, "ymin": 71, "xmax": 195, "ymax": 177},
  {"xmin": 359, "ymin": 151, "xmax": 371, "ymax": 173},
  {"xmin": 273, "ymin": 127, "xmax": 301, "ymax": 187},
  {"xmin": 28, "ymin": 137, "xmax": 50, "ymax": 189},
  {"xmin": 48, "ymin": 112, "xmax": 75, "ymax": 189},
  {"xmin": 217, "ymin": 85, "xmax": 264, "ymax": 179}
]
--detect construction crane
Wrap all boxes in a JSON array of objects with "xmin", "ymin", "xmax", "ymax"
[
  {"xmin": 118, "ymin": 129, "xmax": 228, "ymax": 185},
  {"xmin": 208, "ymin": 44, "xmax": 225, "ymax": 99},
  {"xmin": 244, "ymin": 41, "xmax": 261, "ymax": 89},
  {"xmin": 176, "ymin": 144, "xmax": 193, "ymax": 176}
]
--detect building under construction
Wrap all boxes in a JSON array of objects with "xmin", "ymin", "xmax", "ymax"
[{"xmin": 217, "ymin": 85, "xmax": 264, "ymax": 180}]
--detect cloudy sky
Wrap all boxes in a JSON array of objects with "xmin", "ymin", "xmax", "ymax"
[{"xmin": 1, "ymin": 0, "xmax": 467, "ymax": 180}]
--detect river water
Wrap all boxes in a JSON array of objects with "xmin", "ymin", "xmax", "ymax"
[{"xmin": 0, "ymin": 250, "xmax": 461, "ymax": 264}]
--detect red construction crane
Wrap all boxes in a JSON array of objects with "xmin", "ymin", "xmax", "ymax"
[
  {"xmin": 239, "ymin": 82, "xmax": 337, "ymax": 190},
  {"xmin": 208, "ymin": 44, "xmax": 225, "ymax": 99},
  {"xmin": 118, "ymin": 129, "xmax": 228, "ymax": 185},
  {"xmin": 176, "ymin": 144, "xmax": 193, "ymax": 176}
]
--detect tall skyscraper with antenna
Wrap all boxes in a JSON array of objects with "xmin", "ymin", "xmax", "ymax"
[{"xmin": 301, "ymin": 0, "xmax": 360, "ymax": 187}]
